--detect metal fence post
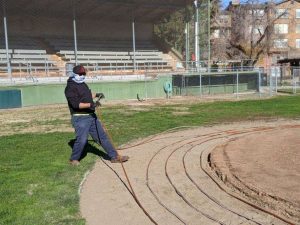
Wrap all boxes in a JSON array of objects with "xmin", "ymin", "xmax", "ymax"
[
  {"xmin": 208, "ymin": 74, "xmax": 211, "ymax": 95},
  {"xmin": 258, "ymin": 70, "xmax": 261, "ymax": 98},
  {"xmin": 296, "ymin": 68, "xmax": 298, "ymax": 94},
  {"xmin": 181, "ymin": 74, "xmax": 183, "ymax": 96},
  {"xmin": 292, "ymin": 68, "xmax": 296, "ymax": 94},
  {"xmin": 236, "ymin": 70, "xmax": 239, "ymax": 99},
  {"xmin": 144, "ymin": 73, "xmax": 148, "ymax": 100},
  {"xmin": 199, "ymin": 73, "xmax": 202, "ymax": 98},
  {"xmin": 270, "ymin": 73, "xmax": 273, "ymax": 97},
  {"xmin": 275, "ymin": 68, "xmax": 278, "ymax": 94}
]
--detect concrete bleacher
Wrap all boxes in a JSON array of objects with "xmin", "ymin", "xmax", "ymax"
[
  {"xmin": 47, "ymin": 38, "xmax": 173, "ymax": 71},
  {"xmin": 0, "ymin": 37, "xmax": 58, "ymax": 67},
  {"xmin": 60, "ymin": 50, "xmax": 171, "ymax": 71},
  {"xmin": 0, "ymin": 36, "xmax": 174, "ymax": 80},
  {"xmin": 0, "ymin": 49, "xmax": 60, "ymax": 78},
  {"xmin": 0, "ymin": 36, "xmax": 63, "ymax": 79}
]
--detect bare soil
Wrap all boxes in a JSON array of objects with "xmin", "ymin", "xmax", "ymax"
[
  {"xmin": 210, "ymin": 125, "xmax": 300, "ymax": 223},
  {"xmin": 80, "ymin": 120, "xmax": 300, "ymax": 225},
  {"xmin": 0, "ymin": 105, "xmax": 72, "ymax": 136}
]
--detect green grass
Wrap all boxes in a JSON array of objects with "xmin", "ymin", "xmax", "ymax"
[
  {"xmin": 0, "ymin": 133, "xmax": 94, "ymax": 225},
  {"xmin": 101, "ymin": 95, "xmax": 300, "ymax": 146},
  {"xmin": 1, "ymin": 95, "xmax": 300, "ymax": 225}
]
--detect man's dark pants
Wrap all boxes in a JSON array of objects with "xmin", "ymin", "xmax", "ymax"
[{"xmin": 71, "ymin": 114, "xmax": 117, "ymax": 160}]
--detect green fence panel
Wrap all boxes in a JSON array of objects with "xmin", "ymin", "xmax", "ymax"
[
  {"xmin": 1, "ymin": 76, "xmax": 172, "ymax": 107},
  {"xmin": 21, "ymin": 84, "xmax": 66, "ymax": 106},
  {"xmin": 0, "ymin": 89, "xmax": 22, "ymax": 109},
  {"xmin": 0, "ymin": 73, "xmax": 257, "ymax": 107},
  {"xmin": 172, "ymin": 72, "xmax": 258, "ymax": 96}
]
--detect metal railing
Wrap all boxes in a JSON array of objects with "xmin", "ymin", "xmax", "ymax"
[
  {"xmin": 1, "ymin": 60, "xmax": 300, "ymax": 98},
  {"xmin": 171, "ymin": 65, "xmax": 300, "ymax": 98}
]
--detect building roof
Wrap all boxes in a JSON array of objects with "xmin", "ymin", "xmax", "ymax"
[
  {"xmin": 226, "ymin": 1, "xmax": 268, "ymax": 10},
  {"xmin": 277, "ymin": 58, "xmax": 300, "ymax": 64},
  {"xmin": 276, "ymin": 0, "xmax": 300, "ymax": 6},
  {"xmin": 0, "ymin": 0, "xmax": 191, "ymax": 22}
]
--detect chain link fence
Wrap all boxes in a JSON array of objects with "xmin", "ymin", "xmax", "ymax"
[
  {"xmin": 267, "ymin": 66, "xmax": 300, "ymax": 95},
  {"xmin": 170, "ymin": 66, "xmax": 300, "ymax": 99}
]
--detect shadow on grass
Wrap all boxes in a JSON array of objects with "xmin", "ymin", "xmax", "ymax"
[{"xmin": 68, "ymin": 139, "xmax": 110, "ymax": 161}]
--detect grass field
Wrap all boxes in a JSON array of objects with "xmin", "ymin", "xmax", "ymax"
[{"xmin": 1, "ymin": 95, "xmax": 300, "ymax": 225}]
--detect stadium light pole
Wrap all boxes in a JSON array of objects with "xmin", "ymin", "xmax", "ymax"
[
  {"xmin": 207, "ymin": 0, "xmax": 211, "ymax": 72},
  {"xmin": 132, "ymin": 18, "xmax": 136, "ymax": 72},
  {"xmin": 185, "ymin": 23, "xmax": 189, "ymax": 70},
  {"xmin": 185, "ymin": 4, "xmax": 190, "ymax": 71},
  {"xmin": 187, "ymin": 22, "xmax": 190, "ymax": 63},
  {"xmin": 2, "ymin": 0, "xmax": 12, "ymax": 83},
  {"xmin": 194, "ymin": 0, "xmax": 199, "ymax": 71},
  {"xmin": 72, "ymin": 2, "xmax": 78, "ymax": 65}
]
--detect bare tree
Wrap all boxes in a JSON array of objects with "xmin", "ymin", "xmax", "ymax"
[
  {"xmin": 210, "ymin": 11, "xmax": 232, "ymax": 62},
  {"xmin": 224, "ymin": 0, "xmax": 293, "ymax": 66}
]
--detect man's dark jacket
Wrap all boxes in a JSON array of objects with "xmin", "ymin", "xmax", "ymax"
[{"xmin": 65, "ymin": 78, "xmax": 95, "ymax": 115}]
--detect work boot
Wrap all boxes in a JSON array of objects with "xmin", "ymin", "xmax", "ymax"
[
  {"xmin": 69, "ymin": 160, "xmax": 80, "ymax": 166},
  {"xmin": 111, "ymin": 155, "xmax": 129, "ymax": 163}
]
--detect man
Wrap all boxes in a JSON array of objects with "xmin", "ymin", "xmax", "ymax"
[{"xmin": 65, "ymin": 65, "xmax": 129, "ymax": 165}]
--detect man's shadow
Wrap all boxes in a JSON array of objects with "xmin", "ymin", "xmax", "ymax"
[{"xmin": 68, "ymin": 139, "xmax": 110, "ymax": 161}]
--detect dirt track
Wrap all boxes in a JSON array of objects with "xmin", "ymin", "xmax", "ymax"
[{"xmin": 80, "ymin": 120, "xmax": 300, "ymax": 225}]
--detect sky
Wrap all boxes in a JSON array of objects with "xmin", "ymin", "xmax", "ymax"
[
  {"xmin": 221, "ymin": 0, "xmax": 277, "ymax": 9},
  {"xmin": 221, "ymin": 0, "xmax": 231, "ymax": 8}
]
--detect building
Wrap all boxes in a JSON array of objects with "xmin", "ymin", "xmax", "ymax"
[
  {"xmin": 223, "ymin": 0, "xmax": 300, "ymax": 68},
  {"xmin": 225, "ymin": 1, "xmax": 269, "ymax": 66},
  {"xmin": 268, "ymin": 0, "xmax": 300, "ymax": 67},
  {"xmin": 210, "ymin": 12, "xmax": 231, "ymax": 62}
]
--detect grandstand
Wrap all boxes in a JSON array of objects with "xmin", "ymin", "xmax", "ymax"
[{"xmin": 0, "ymin": 0, "xmax": 189, "ymax": 82}]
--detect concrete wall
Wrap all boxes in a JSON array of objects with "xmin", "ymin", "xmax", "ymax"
[
  {"xmin": 0, "ymin": 74, "xmax": 259, "ymax": 109},
  {"xmin": 1, "ymin": 76, "xmax": 171, "ymax": 107},
  {"xmin": 1, "ymin": 16, "xmax": 153, "ymax": 41}
]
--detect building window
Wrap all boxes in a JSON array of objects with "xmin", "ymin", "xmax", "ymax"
[
  {"xmin": 296, "ymin": 39, "xmax": 300, "ymax": 48},
  {"xmin": 249, "ymin": 26, "xmax": 263, "ymax": 34},
  {"xmin": 254, "ymin": 26, "xmax": 263, "ymax": 34},
  {"xmin": 296, "ymin": 24, "xmax": 300, "ymax": 33},
  {"xmin": 296, "ymin": 9, "xmax": 300, "ymax": 18},
  {"xmin": 274, "ymin": 24, "xmax": 288, "ymax": 34},
  {"xmin": 249, "ymin": 9, "xmax": 265, "ymax": 17},
  {"xmin": 275, "ymin": 9, "xmax": 289, "ymax": 18},
  {"xmin": 213, "ymin": 29, "xmax": 220, "ymax": 38},
  {"xmin": 274, "ymin": 39, "xmax": 288, "ymax": 48}
]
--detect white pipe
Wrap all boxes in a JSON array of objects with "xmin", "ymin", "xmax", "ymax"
[
  {"xmin": 132, "ymin": 19, "xmax": 136, "ymax": 72},
  {"xmin": 3, "ymin": 16, "xmax": 12, "ymax": 83},
  {"xmin": 73, "ymin": 18, "xmax": 78, "ymax": 65}
]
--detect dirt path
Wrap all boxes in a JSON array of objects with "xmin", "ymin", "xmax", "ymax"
[{"xmin": 80, "ymin": 120, "xmax": 300, "ymax": 225}]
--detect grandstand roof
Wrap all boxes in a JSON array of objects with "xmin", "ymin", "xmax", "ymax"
[{"xmin": 1, "ymin": 0, "xmax": 191, "ymax": 22}]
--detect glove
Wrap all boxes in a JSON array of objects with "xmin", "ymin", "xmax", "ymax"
[
  {"xmin": 95, "ymin": 93, "xmax": 105, "ymax": 99},
  {"xmin": 95, "ymin": 100, "xmax": 101, "ymax": 107},
  {"xmin": 90, "ymin": 101, "xmax": 101, "ymax": 110}
]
